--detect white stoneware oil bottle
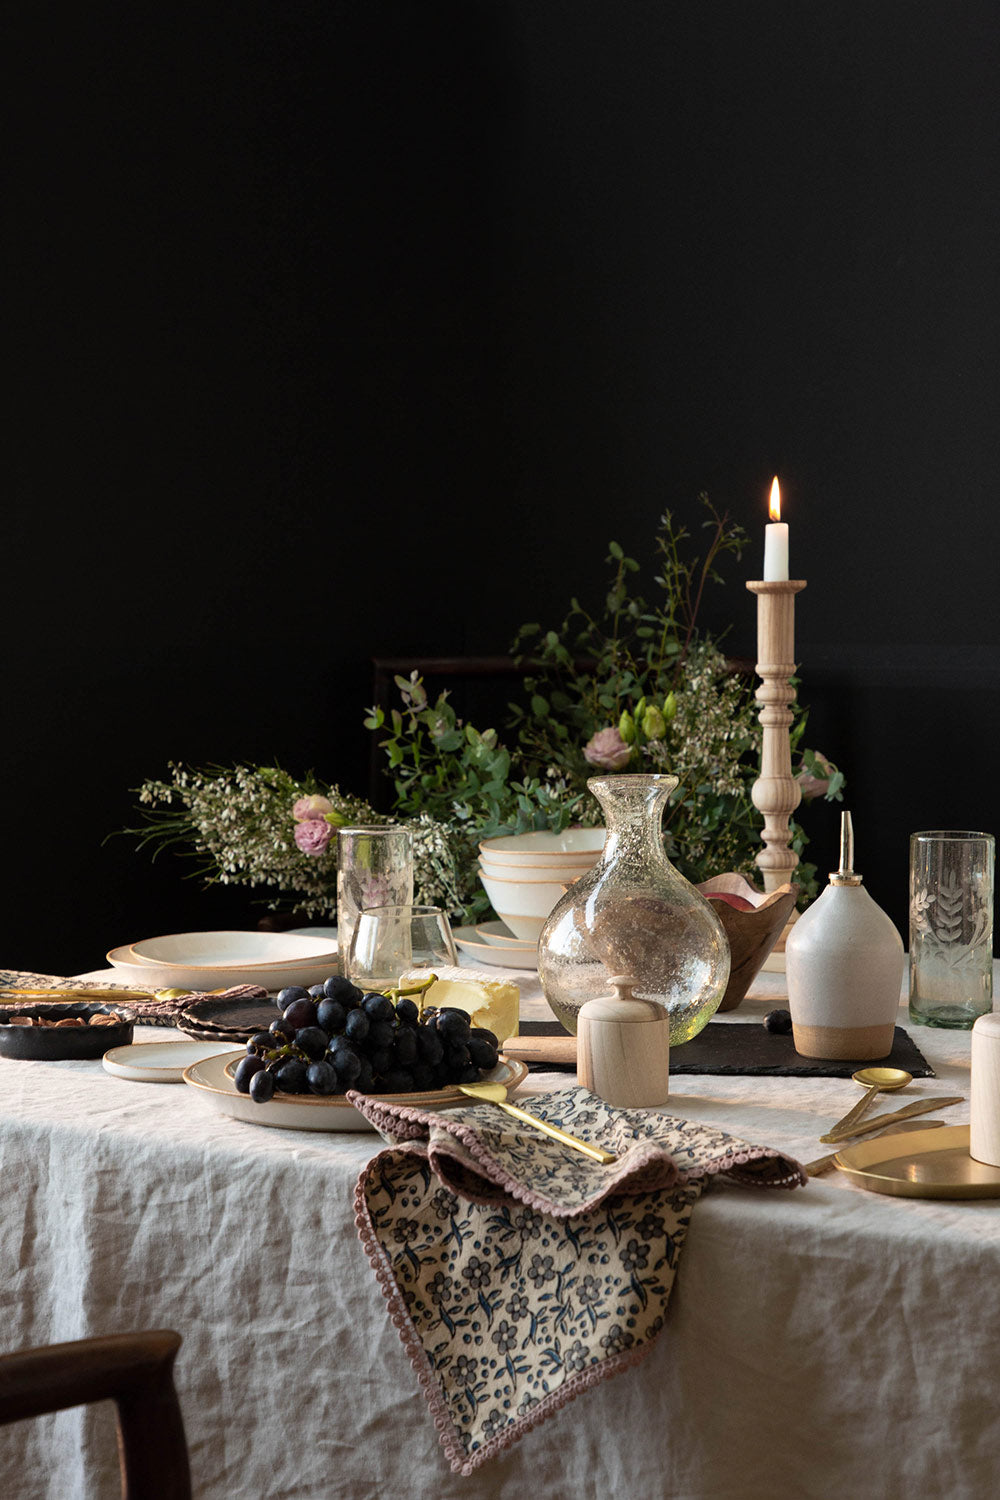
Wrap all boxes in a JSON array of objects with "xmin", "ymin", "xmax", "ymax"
[{"xmin": 785, "ymin": 812, "xmax": 904, "ymax": 1060}]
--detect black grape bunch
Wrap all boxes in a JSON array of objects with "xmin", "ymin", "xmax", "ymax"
[{"xmin": 232, "ymin": 974, "xmax": 500, "ymax": 1103}]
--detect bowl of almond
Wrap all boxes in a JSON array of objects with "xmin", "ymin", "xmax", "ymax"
[{"xmin": 0, "ymin": 1003, "xmax": 136, "ymax": 1059}]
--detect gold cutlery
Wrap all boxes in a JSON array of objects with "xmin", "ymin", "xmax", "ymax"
[
  {"xmin": 1, "ymin": 987, "xmax": 158, "ymax": 1003},
  {"xmin": 823, "ymin": 1066, "xmax": 913, "ymax": 1141},
  {"xmin": 820, "ymin": 1094, "xmax": 965, "ymax": 1144},
  {"xmin": 457, "ymin": 1081, "xmax": 617, "ymax": 1164},
  {"xmin": 804, "ymin": 1119, "xmax": 944, "ymax": 1177}
]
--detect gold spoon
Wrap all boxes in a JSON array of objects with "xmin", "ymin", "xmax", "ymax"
[
  {"xmin": 457, "ymin": 1081, "xmax": 617, "ymax": 1164},
  {"xmin": 820, "ymin": 1067, "xmax": 913, "ymax": 1144}
]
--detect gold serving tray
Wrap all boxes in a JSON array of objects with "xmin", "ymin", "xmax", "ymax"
[{"xmin": 835, "ymin": 1125, "xmax": 1000, "ymax": 1199}]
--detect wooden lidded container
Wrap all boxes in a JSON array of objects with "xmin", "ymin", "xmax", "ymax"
[
  {"xmin": 786, "ymin": 812, "xmax": 904, "ymax": 1060},
  {"xmin": 577, "ymin": 975, "xmax": 671, "ymax": 1108}
]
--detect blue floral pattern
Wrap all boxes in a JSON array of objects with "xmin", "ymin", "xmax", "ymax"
[{"xmin": 354, "ymin": 1085, "xmax": 805, "ymax": 1475}]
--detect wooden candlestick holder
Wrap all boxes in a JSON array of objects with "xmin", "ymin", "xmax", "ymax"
[{"xmin": 746, "ymin": 580, "xmax": 806, "ymax": 895}]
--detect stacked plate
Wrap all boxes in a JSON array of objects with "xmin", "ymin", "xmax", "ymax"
[
  {"xmin": 453, "ymin": 920, "xmax": 539, "ymax": 969},
  {"xmin": 176, "ymin": 992, "xmax": 279, "ymax": 1044},
  {"xmin": 105, "ymin": 930, "xmax": 340, "ymax": 993},
  {"xmin": 476, "ymin": 829, "xmax": 605, "ymax": 942}
]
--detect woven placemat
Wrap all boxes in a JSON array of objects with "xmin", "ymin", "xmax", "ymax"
[
  {"xmin": 0, "ymin": 972, "xmax": 270, "ymax": 1029},
  {"xmin": 517, "ymin": 1019, "xmax": 935, "ymax": 1078}
]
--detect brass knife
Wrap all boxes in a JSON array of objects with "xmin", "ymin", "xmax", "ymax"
[{"xmin": 820, "ymin": 1094, "xmax": 965, "ymax": 1144}]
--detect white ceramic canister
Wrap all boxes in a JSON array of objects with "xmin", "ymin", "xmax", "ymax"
[
  {"xmin": 786, "ymin": 813, "xmax": 904, "ymax": 1060},
  {"xmin": 970, "ymin": 1012, "xmax": 1000, "ymax": 1167}
]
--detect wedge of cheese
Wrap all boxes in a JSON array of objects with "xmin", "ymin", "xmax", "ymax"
[{"xmin": 399, "ymin": 966, "xmax": 519, "ymax": 1043}]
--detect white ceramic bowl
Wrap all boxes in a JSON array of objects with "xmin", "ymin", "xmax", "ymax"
[
  {"xmin": 478, "ymin": 828, "xmax": 605, "ymax": 868},
  {"xmin": 478, "ymin": 852, "xmax": 595, "ymax": 880},
  {"xmin": 478, "ymin": 869, "xmax": 570, "ymax": 942}
]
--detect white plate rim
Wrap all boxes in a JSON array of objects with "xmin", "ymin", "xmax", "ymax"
[
  {"xmin": 473, "ymin": 920, "xmax": 536, "ymax": 949},
  {"xmin": 452, "ymin": 929, "xmax": 539, "ymax": 970},
  {"xmin": 102, "ymin": 1044, "xmax": 233, "ymax": 1080},
  {"xmin": 102, "ymin": 1039, "xmax": 234, "ymax": 1082},
  {"xmin": 127, "ymin": 931, "xmax": 340, "ymax": 968},
  {"xmin": 104, "ymin": 946, "xmax": 341, "ymax": 990},
  {"xmin": 182, "ymin": 1050, "xmax": 529, "ymax": 1131}
]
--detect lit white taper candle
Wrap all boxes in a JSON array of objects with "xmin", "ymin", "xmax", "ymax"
[{"xmin": 763, "ymin": 475, "xmax": 789, "ymax": 581}]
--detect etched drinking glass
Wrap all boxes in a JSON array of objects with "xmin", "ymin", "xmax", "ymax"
[
  {"xmin": 336, "ymin": 825, "xmax": 413, "ymax": 970},
  {"xmin": 909, "ymin": 830, "xmax": 995, "ymax": 1029}
]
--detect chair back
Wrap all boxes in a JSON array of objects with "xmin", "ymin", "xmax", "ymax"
[{"xmin": 0, "ymin": 1329, "xmax": 191, "ymax": 1500}]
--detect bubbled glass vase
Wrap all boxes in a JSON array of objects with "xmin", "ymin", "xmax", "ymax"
[{"xmin": 536, "ymin": 774, "xmax": 730, "ymax": 1046}]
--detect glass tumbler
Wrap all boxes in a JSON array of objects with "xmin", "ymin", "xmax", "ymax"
[
  {"xmin": 347, "ymin": 905, "xmax": 458, "ymax": 992},
  {"xmin": 909, "ymin": 830, "xmax": 995, "ymax": 1029},
  {"xmin": 336, "ymin": 825, "xmax": 413, "ymax": 969}
]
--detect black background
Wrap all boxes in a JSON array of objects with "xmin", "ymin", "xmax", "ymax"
[{"xmin": 5, "ymin": 1, "xmax": 999, "ymax": 976}]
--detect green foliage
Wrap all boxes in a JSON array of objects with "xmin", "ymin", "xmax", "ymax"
[{"xmin": 369, "ymin": 497, "xmax": 843, "ymax": 910}]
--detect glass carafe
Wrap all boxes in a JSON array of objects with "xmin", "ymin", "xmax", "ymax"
[{"xmin": 537, "ymin": 775, "xmax": 730, "ymax": 1045}]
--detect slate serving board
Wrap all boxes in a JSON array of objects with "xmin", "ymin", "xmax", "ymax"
[{"xmin": 515, "ymin": 1019, "xmax": 935, "ymax": 1078}]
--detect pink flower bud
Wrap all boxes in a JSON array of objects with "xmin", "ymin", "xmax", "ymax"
[
  {"xmin": 583, "ymin": 726, "xmax": 632, "ymax": 771},
  {"xmin": 293, "ymin": 818, "xmax": 333, "ymax": 855},
  {"xmin": 292, "ymin": 794, "xmax": 335, "ymax": 823}
]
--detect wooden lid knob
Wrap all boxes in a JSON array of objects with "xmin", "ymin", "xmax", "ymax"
[{"xmin": 579, "ymin": 975, "xmax": 665, "ymax": 1025}]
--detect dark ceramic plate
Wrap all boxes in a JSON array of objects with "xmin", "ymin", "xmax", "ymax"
[
  {"xmin": 178, "ymin": 995, "xmax": 278, "ymax": 1042},
  {"xmin": 0, "ymin": 1003, "xmax": 136, "ymax": 1060}
]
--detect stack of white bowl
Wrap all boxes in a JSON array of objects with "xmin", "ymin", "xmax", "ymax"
[{"xmin": 477, "ymin": 829, "xmax": 606, "ymax": 943}]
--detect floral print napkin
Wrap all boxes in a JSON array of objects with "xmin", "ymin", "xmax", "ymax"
[{"xmin": 352, "ymin": 1085, "xmax": 806, "ymax": 1475}]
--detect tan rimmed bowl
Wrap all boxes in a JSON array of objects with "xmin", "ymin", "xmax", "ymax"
[
  {"xmin": 478, "ymin": 829, "xmax": 605, "ymax": 868},
  {"xmin": 478, "ymin": 868, "xmax": 571, "ymax": 943}
]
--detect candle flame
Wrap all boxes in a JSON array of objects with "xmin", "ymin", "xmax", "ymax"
[{"xmin": 768, "ymin": 476, "xmax": 781, "ymax": 522}]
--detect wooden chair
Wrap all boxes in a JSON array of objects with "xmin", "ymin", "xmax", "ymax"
[{"xmin": 0, "ymin": 1329, "xmax": 191, "ymax": 1499}]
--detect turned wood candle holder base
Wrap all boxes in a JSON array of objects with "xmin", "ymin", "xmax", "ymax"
[{"xmin": 746, "ymin": 579, "xmax": 806, "ymax": 895}]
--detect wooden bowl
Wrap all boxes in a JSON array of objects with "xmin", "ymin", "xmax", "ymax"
[{"xmin": 698, "ymin": 874, "xmax": 798, "ymax": 1012}]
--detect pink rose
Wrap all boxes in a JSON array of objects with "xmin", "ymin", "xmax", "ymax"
[
  {"xmin": 583, "ymin": 726, "xmax": 632, "ymax": 771},
  {"xmin": 292, "ymin": 794, "xmax": 335, "ymax": 822},
  {"xmin": 294, "ymin": 818, "xmax": 333, "ymax": 855}
]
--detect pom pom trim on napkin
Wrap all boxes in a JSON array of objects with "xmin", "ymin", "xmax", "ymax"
[{"xmin": 353, "ymin": 1085, "xmax": 805, "ymax": 1474}]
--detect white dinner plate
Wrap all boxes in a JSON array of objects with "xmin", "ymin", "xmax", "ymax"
[
  {"xmin": 182, "ymin": 1050, "xmax": 529, "ymax": 1132},
  {"xmin": 474, "ymin": 920, "xmax": 537, "ymax": 949},
  {"xmin": 130, "ymin": 931, "xmax": 340, "ymax": 967},
  {"xmin": 105, "ymin": 945, "xmax": 340, "ymax": 993},
  {"xmin": 453, "ymin": 927, "xmax": 539, "ymax": 971},
  {"xmin": 103, "ymin": 1039, "xmax": 234, "ymax": 1083}
]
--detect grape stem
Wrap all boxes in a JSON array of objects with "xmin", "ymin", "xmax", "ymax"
[{"xmin": 386, "ymin": 973, "xmax": 438, "ymax": 1019}]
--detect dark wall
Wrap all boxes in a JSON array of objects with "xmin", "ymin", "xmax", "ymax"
[{"xmin": 6, "ymin": 1, "xmax": 998, "ymax": 975}]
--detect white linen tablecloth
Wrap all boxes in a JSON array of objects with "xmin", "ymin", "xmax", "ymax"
[{"xmin": 0, "ymin": 961, "xmax": 997, "ymax": 1499}]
